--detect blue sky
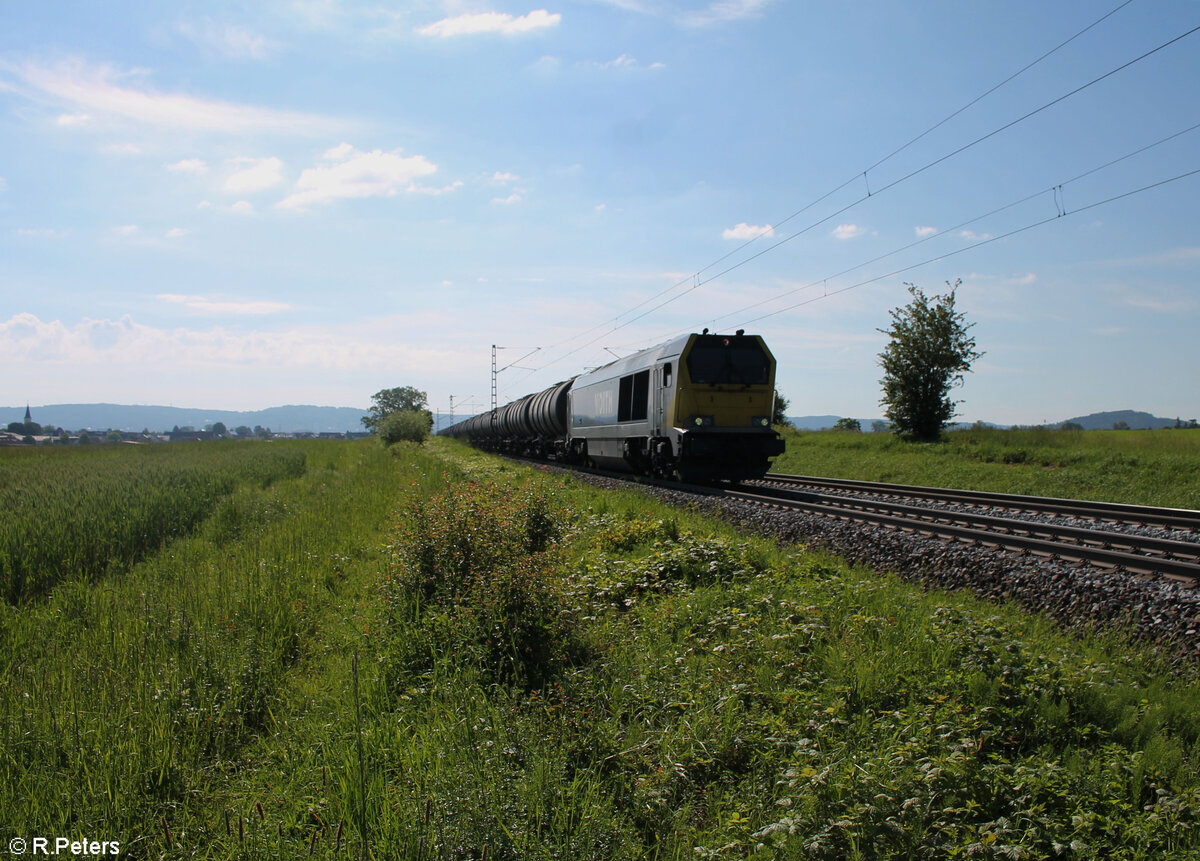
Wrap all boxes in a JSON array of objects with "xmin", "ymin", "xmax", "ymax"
[{"xmin": 1, "ymin": 0, "xmax": 1197, "ymax": 425}]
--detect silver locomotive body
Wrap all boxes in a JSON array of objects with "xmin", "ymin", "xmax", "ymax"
[{"xmin": 441, "ymin": 332, "xmax": 785, "ymax": 482}]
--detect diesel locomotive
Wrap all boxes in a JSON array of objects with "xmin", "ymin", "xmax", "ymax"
[{"xmin": 440, "ymin": 331, "xmax": 786, "ymax": 482}]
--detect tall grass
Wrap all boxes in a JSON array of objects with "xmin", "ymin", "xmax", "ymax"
[
  {"xmin": 0, "ymin": 442, "xmax": 306, "ymax": 601},
  {"xmin": 773, "ymin": 427, "xmax": 1200, "ymax": 508},
  {"xmin": 0, "ymin": 440, "xmax": 426, "ymax": 853},
  {"xmin": 330, "ymin": 444, "xmax": 1200, "ymax": 857},
  {"xmin": 5, "ymin": 437, "xmax": 1200, "ymax": 857}
]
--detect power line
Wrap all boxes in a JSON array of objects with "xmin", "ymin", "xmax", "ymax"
[
  {"xmin": 695, "ymin": 120, "xmax": 1200, "ymax": 331},
  {"xmin": 633, "ymin": 20, "xmax": 1200, "ymax": 327},
  {"xmin": 531, "ymin": 12, "xmax": 1197, "ymax": 379},
  {"xmin": 738, "ymin": 165, "xmax": 1200, "ymax": 327},
  {"xmin": 527, "ymin": 0, "xmax": 1143, "ymax": 372}
]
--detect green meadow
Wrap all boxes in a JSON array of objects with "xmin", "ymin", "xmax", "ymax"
[
  {"xmin": 774, "ymin": 426, "xmax": 1200, "ymax": 509},
  {"xmin": 3, "ymin": 434, "xmax": 1200, "ymax": 858}
]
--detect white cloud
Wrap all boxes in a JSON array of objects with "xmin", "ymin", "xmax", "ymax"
[
  {"xmin": 17, "ymin": 228, "xmax": 68, "ymax": 239},
  {"xmin": 102, "ymin": 142, "xmax": 142, "ymax": 155},
  {"xmin": 1122, "ymin": 294, "xmax": 1196, "ymax": 314},
  {"xmin": 277, "ymin": 145, "xmax": 439, "ymax": 210},
  {"xmin": 176, "ymin": 19, "xmax": 277, "ymax": 60},
  {"xmin": 0, "ymin": 311, "xmax": 460, "ymax": 375},
  {"xmin": 55, "ymin": 112, "xmax": 91, "ymax": 127},
  {"xmin": 165, "ymin": 228, "xmax": 189, "ymax": 238},
  {"xmin": 832, "ymin": 223, "xmax": 866, "ymax": 240},
  {"xmin": 723, "ymin": 222, "xmax": 774, "ymax": 240},
  {"xmin": 679, "ymin": 0, "xmax": 775, "ymax": 27},
  {"xmin": 529, "ymin": 55, "xmax": 563, "ymax": 75},
  {"xmin": 959, "ymin": 229, "xmax": 993, "ymax": 241},
  {"xmin": 230, "ymin": 200, "xmax": 255, "ymax": 214},
  {"xmin": 5, "ymin": 58, "xmax": 335, "ymax": 135},
  {"xmin": 323, "ymin": 142, "xmax": 355, "ymax": 160},
  {"xmin": 157, "ymin": 294, "xmax": 291, "ymax": 315},
  {"xmin": 223, "ymin": 156, "xmax": 285, "ymax": 193},
  {"xmin": 167, "ymin": 158, "xmax": 209, "ymax": 174},
  {"xmin": 411, "ymin": 180, "xmax": 464, "ymax": 196},
  {"xmin": 582, "ymin": 54, "xmax": 666, "ymax": 71},
  {"xmin": 915, "ymin": 225, "xmax": 937, "ymax": 238},
  {"xmin": 491, "ymin": 171, "xmax": 519, "ymax": 184},
  {"xmin": 492, "ymin": 192, "xmax": 523, "ymax": 205},
  {"xmin": 113, "ymin": 224, "xmax": 139, "ymax": 236},
  {"xmin": 417, "ymin": 9, "xmax": 561, "ymax": 37}
]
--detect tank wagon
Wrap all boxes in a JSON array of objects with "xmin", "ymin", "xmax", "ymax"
[{"xmin": 440, "ymin": 331, "xmax": 786, "ymax": 482}]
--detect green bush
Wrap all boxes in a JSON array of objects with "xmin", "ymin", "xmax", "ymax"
[
  {"xmin": 379, "ymin": 481, "xmax": 575, "ymax": 687},
  {"xmin": 376, "ymin": 409, "xmax": 432, "ymax": 445}
]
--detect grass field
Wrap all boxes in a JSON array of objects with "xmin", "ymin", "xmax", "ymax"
[
  {"xmin": 3, "ymin": 435, "xmax": 1200, "ymax": 858},
  {"xmin": 773, "ymin": 426, "xmax": 1200, "ymax": 509}
]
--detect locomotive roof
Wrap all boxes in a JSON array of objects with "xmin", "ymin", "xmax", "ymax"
[{"xmin": 571, "ymin": 332, "xmax": 694, "ymax": 387}]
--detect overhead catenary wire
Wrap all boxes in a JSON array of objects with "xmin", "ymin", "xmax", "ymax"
[
  {"xmin": 525, "ymin": 0, "xmax": 1145, "ymax": 374},
  {"xmin": 525, "ymin": 14, "xmax": 1198, "ymax": 385},
  {"xmin": 737, "ymin": 165, "xmax": 1200, "ymax": 327},
  {"xmin": 601, "ymin": 20, "xmax": 1200, "ymax": 336},
  {"xmin": 693, "ymin": 119, "xmax": 1200, "ymax": 333},
  {"xmin": 493, "ymin": 157, "xmax": 1199, "ymax": 402}
]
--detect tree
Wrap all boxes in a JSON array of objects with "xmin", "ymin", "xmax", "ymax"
[
  {"xmin": 772, "ymin": 390, "xmax": 791, "ymax": 428},
  {"xmin": 377, "ymin": 409, "xmax": 433, "ymax": 446},
  {"xmin": 833, "ymin": 417, "xmax": 862, "ymax": 432},
  {"xmin": 210, "ymin": 421, "xmax": 228, "ymax": 438},
  {"xmin": 878, "ymin": 280, "xmax": 982, "ymax": 442},
  {"xmin": 363, "ymin": 386, "xmax": 431, "ymax": 432}
]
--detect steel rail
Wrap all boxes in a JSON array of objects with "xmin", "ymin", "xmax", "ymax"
[
  {"xmin": 511, "ymin": 458, "xmax": 1200, "ymax": 582},
  {"xmin": 714, "ymin": 483, "xmax": 1200, "ymax": 584},
  {"xmin": 757, "ymin": 473, "xmax": 1200, "ymax": 532}
]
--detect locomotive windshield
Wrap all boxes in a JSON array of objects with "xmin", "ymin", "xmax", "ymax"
[{"xmin": 685, "ymin": 335, "xmax": 770, "ymax": 385}]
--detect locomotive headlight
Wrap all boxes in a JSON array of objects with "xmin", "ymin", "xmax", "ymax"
[
  {"xmin": 753, "ymin": 416, "xmax": 770, "ymax": 427},
  {"xmin": 691, "ymin": 415, "xmax": 714, "ymax": 427}
]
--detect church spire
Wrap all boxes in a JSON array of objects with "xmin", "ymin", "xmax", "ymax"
[{"xmin": 24, "ymin": 404, "xmax": 32, "ymax": 424}]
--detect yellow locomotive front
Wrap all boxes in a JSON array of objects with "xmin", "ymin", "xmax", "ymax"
[{"xmin": 664, "ymin": 332, "xmax": 785, "ymax": 481}]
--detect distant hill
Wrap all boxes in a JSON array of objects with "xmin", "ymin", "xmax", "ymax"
[
  {"xmin": 786, "ymin": 415, "xmax": 891, "ymax": 431},
  {"xmin": 6, "ymin": 403, "xmax": 370, "ymax": 434},
  {"xmin": 785, "ymin": 415, "xmax": 842, "ymax": 431},
  {"xmin": 1056, "ymin": 410, "xmax": 1178, "ymax": 430}
]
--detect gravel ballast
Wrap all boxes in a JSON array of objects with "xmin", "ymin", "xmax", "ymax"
[{"xmin": 567, "ymin": 469, "xmax": 1200, "ymax": 666}]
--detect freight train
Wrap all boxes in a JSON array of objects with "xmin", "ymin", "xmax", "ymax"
[{"xmin": 440, "ymin": 331, "xmax": 786, "ymax": 482}]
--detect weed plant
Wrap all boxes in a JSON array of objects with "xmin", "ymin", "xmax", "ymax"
[
  {"xmin": 6, "ymin": 437, "xmax": 1200, "ymax": 858},
  {"xmin": 346, "ymin": 443, "xmax": 1200, "ymax": 858},
  {"xmin": 377, "ymin": 480, "xmax": 577, "ymax": 688}
]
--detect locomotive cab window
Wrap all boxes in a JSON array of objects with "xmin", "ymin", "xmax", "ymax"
[
  {"xmin": 686, "ymin": 335, "xmax": 770, "ymax": 386},
  {"xmin": 663, "ymin": 363, "xmax": 672, "ymax": 388},
  {"xmin": 618, "ymin": 370, "xmax": 650, "ymax": 422}
]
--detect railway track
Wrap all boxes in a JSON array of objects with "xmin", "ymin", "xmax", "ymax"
[{"xmin": 716, "ymin": 474, "xmax": 1200, "ymax": 585}]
